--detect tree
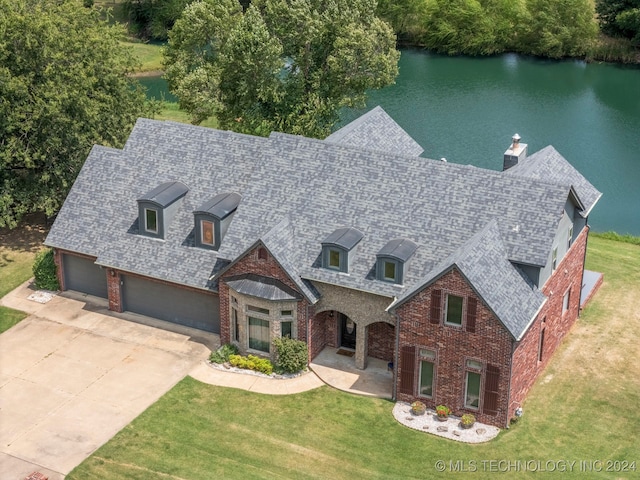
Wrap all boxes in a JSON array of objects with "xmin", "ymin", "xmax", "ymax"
[
  {"xmin": 597, "ymin": 0, "xmax": 640, "ymax": 45},
  {"xmin": 0, "ymin": 0, "xmax": 152, "ymax": 228},
  {"xmin": 123, "ymin": 0, "xmax": 194, "ymax": 40},
  {"xmin": 164, "ymin": 0, "xmax": 400, "ymax": 138}
]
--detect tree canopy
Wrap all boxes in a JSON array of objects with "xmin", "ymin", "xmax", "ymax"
[
  {"xmin": 163, "ymin": 0, "xmax": 400, "ymax": 138},
  {"xmin": 597, "ymin": 0, "xmax": 640, "ymax": 45},
  {"xmin": 0, "ymin": 0, "xmax": 152, "ymax": 228}
]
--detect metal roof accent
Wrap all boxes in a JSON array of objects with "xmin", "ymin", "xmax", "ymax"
[
  {"xmin": 195, "ymin": 192, "xmax": 241, "ymax": 219},
  {"xmin": 225, "ymin": 273, "xmax": 303, "ymax": 301},
  {"xmin": 138, "ymin": 181, "xmax": 188, "ymax": 208},
  {"xmin": 321, "ymin": 227, "xmax": 364, "ymax": 251},
  {"xmin": 377, "ymin": 238, "xmax": 418, "ymax": 262}
]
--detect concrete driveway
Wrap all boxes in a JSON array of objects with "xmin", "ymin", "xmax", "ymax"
[{"xmin": 0, "ymin": 281, "xmax": 217, "ymax": 480}]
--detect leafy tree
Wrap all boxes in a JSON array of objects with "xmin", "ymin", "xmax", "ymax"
[
  {"xmin": 597, "ymin": 0, "xmax": 640, "ymax": 45},
  {"xmin": 0, "ymin": 0, "xmax": 152, "ymax": 228},
  {"xmin": 123, "ymin": 0, "xmax": 194, "ymax": 40},
  {"xmin": 164, "ymin": 0, "xmax": 399, "ymax": 138}
]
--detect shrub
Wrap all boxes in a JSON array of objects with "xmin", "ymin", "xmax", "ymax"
[
  {"xmin": 209, "ymin": 343, "xmax": 239, "ymax": 364},
  {"xmin": 273, "ymin": 337, "xmax": 308, "ymax": 373},
  {"xmin": 32, "ymin": 248, "xmax": 59, "ymax": 291},
  {"xmin": 461, "ymin": 413, "xmax": 476, "ymax": 427},
  {"xmin": 436, "ymin": 405, "xmax": 451, "ymax": 417},
  {"xmin": 229, "ymin": 354, "xmax": 273, "ymax": 375}
]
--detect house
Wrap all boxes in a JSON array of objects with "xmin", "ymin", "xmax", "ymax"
[{"xmin": 45, "ymin": 107, "xmax": 601, "ymax": 428}]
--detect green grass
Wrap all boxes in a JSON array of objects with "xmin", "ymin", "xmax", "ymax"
[
  {"xmin": 68, "ymin": 235, "xmax": 640, "ymax": 479},
  {"xmin": 123, "ymin": 41, "xmax": 164, "ymax": 73},
  {"xmin": 155, "ymin": 102, "xmax": 219, "ymax": 129}
]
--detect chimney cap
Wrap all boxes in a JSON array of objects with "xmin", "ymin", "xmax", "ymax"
[{"xmin": 512, "ymin": 133, "xmax": 521, "ymax": 142}]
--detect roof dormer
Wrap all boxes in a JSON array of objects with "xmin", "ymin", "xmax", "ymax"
[
  {"xmin": 376, "ymin": 238, "xmax": 418, "ymax": 284},
  {"xmin": 137, "ymin": 181, "xmax": 189, "ymax": 239},
  {"xmin": 194, "ymin": 192, "xmax": 241, "ymax": 250},
  {"xmin": 321, "ymin": 227, "xmax": 363, "ymax": 273}
]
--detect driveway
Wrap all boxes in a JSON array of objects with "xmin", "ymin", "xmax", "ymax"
[{"xmin": 0, "ymin": 281, "xmax": 217, "ymax": 479}]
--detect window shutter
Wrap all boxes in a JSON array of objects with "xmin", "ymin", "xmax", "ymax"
[
  {"xmin": 483, "ymin": 364, "xmax": 500, "ymax": 415},
  {"xmin": 466, "ymin": 297, "xmax": 477, "ymax": 333},
  {"xmin": 430, "ymin": 289, "xmax": 442, "ymax": 324},
  {"xmin": 399, "ymin": 345, "xmax": 416, "ymax": 395}
]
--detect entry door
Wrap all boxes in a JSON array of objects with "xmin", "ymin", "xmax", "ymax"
[{"xmin": 340, "ymin": 313, "xmax": 356, "ymax": 349}]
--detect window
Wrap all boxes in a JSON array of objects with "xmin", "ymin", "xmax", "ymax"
[
  {"xmin": 258, "ymin": 247, "xmax": 268, "ymax": 260},
  {"xmin": 567, "ymin": 226, "xmax": 574, "ymax": 249},
  {"xmin": 232, "ymin": 308, "xmax": 239, "ymax": 342},
  {"xmin": 465, "ymin": 359, "xmax": 482, "ymax": 409},
  {"xmin": 281, "ymin": 321, "xmax": 292, "ymax": 338},
  {"xmin": 281, "ymin": 310, "xmax": 293, "ymax": 317},
  {"xmin": 563, "ymin": 289, "xmax": 571, "ymax": 314},
  {"xmin": 201, "ymin": 220, "xmax": 215, "ymax": 246},
  {"xmin": 552, "ymin": 247, "xmax": 558, "ymax": 271},
  {"xmin": 328, "ymin": 249, "xmax": 341, "ymax": 269},
  {"xmin": 145, "ymin": 208, "xmax": 157, "ymax": 233},
  {"xmin": 248, "ymin": 317, "xmax": 270, "ymax": 352},
  {"xmin": 248, "ymin": 305, "xmax": 269, "ymax": 315},
  {"xmin": 418, "ymin": 348, "xmax": 436, "ymax": 398},
  {"xmin": 445, "ymin": 294, "xmax": 464, "ymax": 326},
  {"xmin": 538, "ymin": 327, "xmax": 545, "ymax": 362},
  {"xmin": 383, "ymin": 261, "xmax": 397, "ymax": 281}
]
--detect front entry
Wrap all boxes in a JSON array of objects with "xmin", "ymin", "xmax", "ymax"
[{"xmin": 339, "ymin": 313, "xmax": 356, "ymax": 349}]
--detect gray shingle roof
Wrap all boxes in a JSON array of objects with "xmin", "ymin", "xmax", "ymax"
[
  {"xmin": 391, "ymin": 220, "xmax": 546, "ymax": 340},
  {"xmin": 504, "ymin": 146, "xmax": 602, "ymax": 216},
  {"xmin": 325, "ymin": 106, "xmax": 424, "ymax": 157}
]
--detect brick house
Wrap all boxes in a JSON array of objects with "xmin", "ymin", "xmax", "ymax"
[{"xmin": 45, "ymin": 107, "xmax": 600, "ymax": 427}]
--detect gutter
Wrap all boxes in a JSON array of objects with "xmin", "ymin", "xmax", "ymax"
[
  {"xmin": 392, "ymin": 313, "xmax": 400, "ymax": 401},
  {"xmin": 578, "ymin": 223, "xmax": 591, "ymax": 317}
]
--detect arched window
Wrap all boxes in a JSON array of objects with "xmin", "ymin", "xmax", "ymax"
[{"xmin": 258, "ymin": 247, "xmax": 268, "ymax": 260}]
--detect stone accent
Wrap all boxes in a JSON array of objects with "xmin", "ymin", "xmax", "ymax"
[{"xmin": 508, "ymin": 226, "xmax": 589, "ymax": 421}]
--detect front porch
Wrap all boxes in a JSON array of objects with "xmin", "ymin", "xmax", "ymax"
[{"xmin": 309, "ymin": 347, "xmax": 394, "ymax": 399}]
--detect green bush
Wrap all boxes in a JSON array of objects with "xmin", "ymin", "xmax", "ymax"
[
  {"xmin": 229, "ymin": 354, "xmax": 273, "ymax": 375},
  {"xmin": 32, "ymin": 248, "xmax": 59, "ymax": 291},
  {"xmin": 273, "ymin": 337, "xmax": 308, "ymax": 374},
  {"xmin": 209, "ymin": 343, "xmax": 239, "ymax": 364}
]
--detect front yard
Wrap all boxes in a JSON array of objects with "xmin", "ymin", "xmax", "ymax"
[{"xmin": 64, "ymin": 235, "xmax": 640, "ymax": 479}]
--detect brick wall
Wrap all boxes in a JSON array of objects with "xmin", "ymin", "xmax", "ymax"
[
  {"xmin": 218, "ymin": 244, "xmax": 311, "ymax": 353},
  {"xmin": 368, "ymin": 322, "xmax": 395, "ymax": 362},
  {"xmin": 395, "ymin": 267, "xmax": 514, "ymax": 427},
  {"xmin": 106, "ymin": 269, "xmax": 122, "ymax": 312},
  {"xmin": 509, "ymin": 226, "xmax": 588, "ymax": 419}
]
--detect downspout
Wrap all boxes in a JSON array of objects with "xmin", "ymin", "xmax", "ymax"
[
  {"xmin": 579, "ymin": 224, "xmax": 590, "ymax": 318},
  {"xmin": 506, "ymin": 338, "xmax": 516, "ymax": 429}
]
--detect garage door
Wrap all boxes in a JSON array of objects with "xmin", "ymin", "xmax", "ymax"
[
  {"xmin": 122, "ymin": 275, "xmax": 219, "ymax": 332},
  {"xmin": 62, "ymin": 254, "xmax": 108, "ymax": 299}
]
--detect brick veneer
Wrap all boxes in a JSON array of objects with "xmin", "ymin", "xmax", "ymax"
[
  {"xmin": 368, "ymin": 322, "xmax": 395, "ymax": 362},
  {"xmin": 508, "ymin": 226, "xmax": 589, "ymax": 419},
  {"xmin": 218, "ymin": 244, "xmax": 312, "ymax": 355},
  {"xmin": 395, "ymin": 268, "xmax": 513, "ymax": 427}
]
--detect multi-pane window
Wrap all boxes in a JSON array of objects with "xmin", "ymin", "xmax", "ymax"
[
  {"xmin": 418, "ymin": 348, "xmax": 436, "ymax": 398},
  {"xmin": 248, "ymin": 317, "xmax": 270, "ymax": 352},
  {"xmin": 145, "ymin": 208, "xmax": 157, "ymax": 233},
  {"xmin": 201, "ymin": 220, "xmax": 215, "ymax": 246},
  {"xmin": 248, "ymin": 305, "xmax": 269, "ymax": 315},
  {"xmin": 567, "ymin": 226, "xmax": 574, "ymax": 249},
  {"xmin": 281, "ymin": 321, "xmax": 292, "ymax": 338},
  {"xmin": 445, "ymin": 294, "xmax": 464, "ymax": 325},
  {"xmin": 552, "ymin": 247, "xmax": 558, "ymax": 270},
  {"xmin": 464, "ymin": 359, "xmax": 482, "ymax": 409}
]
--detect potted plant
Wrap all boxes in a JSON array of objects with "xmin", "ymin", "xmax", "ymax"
[
  {"xmin": 460, "ymin": 413, "xmax": 476, "ymax": 429},
  {"xmin": 435, "ymin": 405, "xmax": 451, "ymax": 421},
  {"xmin": 410, "ymin": 401, "xmax": 427, "ymax": 416}
]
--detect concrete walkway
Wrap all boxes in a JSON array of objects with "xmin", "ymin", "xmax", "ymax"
[{"xmin": 0, "ymin": 281, "xmax": 213, "ymax": 480}]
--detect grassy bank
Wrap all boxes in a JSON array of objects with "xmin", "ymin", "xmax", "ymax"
[
  {"xmin": 68, "ymin": 235, "xmax": 640, "ymax": 479},
  {"xmin": 0, "ymin": 221, "xmax": 48, "ymax": 333}
]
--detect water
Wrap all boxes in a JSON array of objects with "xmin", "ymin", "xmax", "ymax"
[
  {"xmin": 139, "ymin": 50, "xmax": 640, "ymax": 235},
  {"xmin": 138, "ymin": 76, "xmax": 177, "ymax": 103}
]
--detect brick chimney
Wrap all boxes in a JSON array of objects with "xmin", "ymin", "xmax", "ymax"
[{"xmin": 503, "ymin": 133, "xmax": 528, "ymax": 170}]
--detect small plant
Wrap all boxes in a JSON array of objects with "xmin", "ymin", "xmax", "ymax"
[
  {"xmin": 435, "ymin": 405, "xmax": 451, "ymax": 417},
  {"xmin": 411, "ymin": 401, "xmax": 426, "ymax": 415},
  {"xmin": 32, "ymin": 248, "xmax": 60, "ymax": 291},
  {"xmin": 461, "ymin": 413, "xmax": 476, "ymax": 428},
  {"xmin": 229, "ymin": 354, "xmax": 273, "ymax": 375},
  {"xmin": 209, "ymin": 343, "xmax": 239, "ymax": 364},
  {"xmin": 273, "ymin": 337, "xmax": 308, "ymax": 373}
]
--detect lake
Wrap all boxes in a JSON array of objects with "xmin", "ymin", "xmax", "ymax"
[{"xmin": 139, "ymin": 49, "xmax": 640, "ymax": 235}]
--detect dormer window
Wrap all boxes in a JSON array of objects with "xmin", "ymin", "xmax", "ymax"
[
  {"xmin": 321, "ymin": 227, "xmax": 363, "ymax": 273},
  {"xmin": 137, "ymin": 181, "xmax": 189, "ymax": 239},
  {"xmin": 194, "ymin": 192, "xmax": 241, "ymax": 250},
  {"xmin": 376, "ymin": 238, "xmax": 418, "ymax": 284}
]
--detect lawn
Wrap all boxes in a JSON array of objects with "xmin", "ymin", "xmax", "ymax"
[
  {"xmin": 0, "ymin": 218, "xmax": 48, "ymax": 333},
  {"xmin": 67, "ymin": 235, "xmax": 640, "ymax": 479}
]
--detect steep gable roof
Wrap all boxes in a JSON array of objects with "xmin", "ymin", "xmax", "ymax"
[
  {"xmin": 325, "ymin": 106, "xmax": 424, "ymax": 156},
  {"xmin": 504, "ymin": 146, "xmax": 602, "ymax": 216},
  {"xmin": 390, "ymin": 220, "xmax": 546, "ymax": 340}
]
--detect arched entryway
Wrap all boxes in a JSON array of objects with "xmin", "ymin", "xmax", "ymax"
[{"xmin": 339, "ymin": 312, "xmax": 357, "ymax": 350}]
